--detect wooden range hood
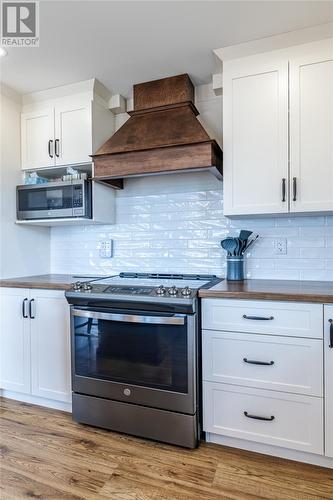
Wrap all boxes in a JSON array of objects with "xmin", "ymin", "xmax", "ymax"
[{"xmin": 92, "ymin": 74, "xmax": 223, "ymax": 188}]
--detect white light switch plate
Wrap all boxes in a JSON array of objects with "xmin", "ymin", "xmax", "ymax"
[{"xmin": 99, "ymin": 240, "xmax": 113, "ymax": 258}]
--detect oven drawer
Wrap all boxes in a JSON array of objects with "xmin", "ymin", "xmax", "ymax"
[
  {"xmin": 202, "ymin": 330, "xmax": 323, "ymax": 396},
  {"xmin": 202, "ymin": 299, "xmax": 323, "ymax": 338},
  {"xmin": 203, "ymin": 382, "xmax": 323, "ymax": 454}
]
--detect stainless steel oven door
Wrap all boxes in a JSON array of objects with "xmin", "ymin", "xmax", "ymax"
[{"xmin": 71, "ymin": 307, "xmax": 197, "ymax": 415}]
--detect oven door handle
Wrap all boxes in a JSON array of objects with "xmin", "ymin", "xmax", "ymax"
[{"xmin": 72, "ymin": 309, "xmax": 186, "ymax": 325}]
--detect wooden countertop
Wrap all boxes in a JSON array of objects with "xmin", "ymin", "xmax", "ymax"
[
  {"xmin": 1, "ymin": 275, "xmax": 333, "ymax": 303},
  {"xmin": 0, "ymin": 274, "xmax": 77, "ymax": 290},
  {"xmin": 199, "ymin": 279, "xmax": 333, "ymax": 303}
]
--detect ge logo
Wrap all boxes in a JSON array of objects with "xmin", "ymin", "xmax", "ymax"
[{"xmin": 123, "ymin": 388, "xmax": 131, "ymax": 397}]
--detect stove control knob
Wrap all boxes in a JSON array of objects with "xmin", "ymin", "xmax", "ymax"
[
  {"xmin": 83, "ymin": 282, "xmax": 93, "ymax": 291},
  {"xmin": 168, "ymin": 286, "xmax": 178, "ymax": 296},
  {"xmin": 156, "ymin": 285, "xmax": 166, "ymax": 295},
  {"xmin": 72, "ymin": 282, "xmax": 82, "ymax": 291},
  {"xmin": 181, "ymin": 286, "xmax": 191, "ymax": 297}
]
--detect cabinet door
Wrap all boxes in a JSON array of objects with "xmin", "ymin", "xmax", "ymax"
[
  {"xmin": 54, "ymin": 102, "xmax": 92, "ymax": 166},
  {"xmin": 290, "ymin": 40, "xmax": 333, "ymax": 213},
  {"xmin": 223, "ymin": 55, "xmax": 289, "ymax": 216},
  {"xmin": 0, "ymin": 288, "xmax": 31, "ymax": 393},
  {"xmin": 324, "ymin": 305, "xmax": 333, "ymax": 458},
  {"xmin": 30, "ymin": 290, "xmax": 71, "ymax": 402},
  {"xmin": 21, "ymin": 109, "xmax": 55, "ymax": 170}
]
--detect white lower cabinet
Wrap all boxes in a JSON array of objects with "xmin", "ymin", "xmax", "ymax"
[
  {"xmin": 0, "ymin": 288, "xmax": 31, "ymax": 393},
  {"xmin": 203, "ymin": 330, "xmax": 323, "ymax": 396},
  {"xmin": 203, "ymin": 382, "xmax": 323, "ymax": 454},
  {"xmin": 203, "ymin": 298, "xmax": 327, "ymax": 461},
  {"xmin": 0, "ymin": 287, "xmax": 71, "ymax": 404},
  {"xmin": 30, "ymin": 290, "xmax": 71, "ymax": 402},
  {"xmin": 324, "ymin": 305, "xmax": 333, "ymax": 458}
]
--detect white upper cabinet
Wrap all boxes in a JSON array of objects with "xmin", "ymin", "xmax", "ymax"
[
  {"xmin": 54, "ymin": 102, "xmax": 92, "ymax": 166},
  {"xmin": 21, "ymin": 80, "xmax": 115, "ymax": 170},
  {"xmin": 223, "ymin": 38, "xmax": 333, "ymax": 217},
  {"xmin": 21, "ymin": 108, "xmax": 55, "ymax": 170},
  {"xmin": 290, "ymin": 40, "xmax": 333, "ymax": 213},
  {"xmin": 223, "ymin": 55, "xmax": 289, "ymax": 216}
]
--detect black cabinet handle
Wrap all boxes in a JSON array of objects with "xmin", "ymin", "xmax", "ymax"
[
  {"xmin": 29, "ymin": 298, "xmax": 35, "ymax": 319},
  {"xmin": 293, "ymin": 177, "xmax": 297, "ymax": 202},
  {"xmin": 329, "ymin": 319, "xmax": 333, "ymax": 348},
  {"xmin": 48, "ymin": 139, "xmax": 54, "ymax": 158},
  {"xmin": 243, "ymin": 358, "xmax": 274, "ymax": 366},
  {"xmin": 282, "ymin": 178, "xmax": 286, "ymax": 202},
  {"xmin": 243, "ymin": 315, "xmax": 274, "ymax": 321},
  {"xmin": 55, "ymin": 139, "xmax": 60, "ymax": 157},
  {"xmin": 22, "ymin": 298, "xmax": 28, "ymax": 318},
  {"xmin": 244, "ymin": 411, "xmax": 275, "ymax": 422}
]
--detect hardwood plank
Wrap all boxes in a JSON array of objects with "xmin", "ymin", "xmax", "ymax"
[
  {"xmin": 1, "ymin": 398, "xmax": 332, "ymax": 500},
  {"xmin": 0, "ymin": 468, "xmax": 82, "ymax": 499}
]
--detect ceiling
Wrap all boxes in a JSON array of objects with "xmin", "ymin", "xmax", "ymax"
[{"xmin": 1, "ymin": 1, "xmax": 333, "ymax": 97}]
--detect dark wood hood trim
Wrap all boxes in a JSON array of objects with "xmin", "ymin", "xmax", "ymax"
[{"xmin": 93, "ymin": 141, "xmax": 223, "ymax": 181}]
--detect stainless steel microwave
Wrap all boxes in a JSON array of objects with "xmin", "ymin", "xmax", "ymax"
[{"xmin": 16, "ymin": 179, "xmax": 92, "ymax": 220}]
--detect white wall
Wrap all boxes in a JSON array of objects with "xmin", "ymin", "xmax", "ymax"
[
  {"xmin": 0, "ymin": 85, "xmax": 50, "ymax": 278},
  {"xmin": 50, "ymin": 85, "xmax": 333, "ymax": 281}
]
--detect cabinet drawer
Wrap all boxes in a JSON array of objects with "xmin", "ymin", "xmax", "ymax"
[
  {"xmin": 202, "ymin": 330, "xmax": 323, "ymax": 396},
  {"xmin": 203, "ymin": 382, "xmax": 323, "ymax": 454},
  {"xmin": 202, "ymin": 299, "xmax": 323, "ymax": 338}
]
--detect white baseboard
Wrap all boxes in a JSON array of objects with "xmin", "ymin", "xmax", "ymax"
[
  {"xmin": 1, "ymin": 390, "xmax": 72, "ymax": 413},
  {"xmin": 206, "ymin": 432, "xmax": 333, "ymax": 469}
]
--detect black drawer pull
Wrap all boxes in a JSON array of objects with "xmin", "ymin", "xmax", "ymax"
[
  {"xmin": 281, "ymin": 178, "xmax": 286, "ymax": 202},
  {"xmin": 29, "ymin": 298, "xmax": 35, "ymax": 319},
  {"xmin": 293, "ymin": 177, "xmax": 297, "ymax": 202},
  {"xmin": 244, "ymin": 411, "xmax": 275, "ymax": 422},
  {"xmin": 48, "ymin": 139, "xmax": 53, "ymax": 158},
  {"xmin": 243, "ymin": 358, "xmax": 274, "ymax": 366},
  {"xmin": 329, "ymin": 319, "xmax": 333, "ymax": 349},
  {"xmin": 55, "ymin": 138, "xmax": 60, "ymax": 157},
  {"xmin": 22, "ymin": 298, "xmax": 28, "ymax": 318},
  {"xmin": 243, "ymin": 314, "xmax": 274, "ymax": 321}
]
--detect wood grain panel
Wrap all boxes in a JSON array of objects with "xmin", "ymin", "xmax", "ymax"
[
  {"xmin": 0, "ymin": 398, "xmax": 332, "ymax": 500},
  {"xmin": 94, "ymin": 141, "xmax": 222, "ymax": 179},
  {"xmin": 133, "ymin": 74, "xmax": 195, "ymax": 111},
  {"xmin": 198, "ymin": 279, "xmax": 333, "ymax": 303},
  {"xmin": 94, "ymin": 105, "xmax": 210, "ymax": 155}
]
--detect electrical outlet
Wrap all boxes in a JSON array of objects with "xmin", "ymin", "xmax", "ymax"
[
  {"xmin": 275, "ymin": 238, "xmax": 287, "ymax": 255},
  {"xmin": 99, "ymin": 240, "xmax": 113, "ymax": 258}
]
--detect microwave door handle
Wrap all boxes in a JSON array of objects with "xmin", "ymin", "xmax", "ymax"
[{"xmin": 72, "ymin": 309, "xmax": 185, "ymax": 325}]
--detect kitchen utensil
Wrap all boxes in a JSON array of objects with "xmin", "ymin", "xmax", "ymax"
[
  {"xmin": 221, "ymin": 237, "xmax": 238, "ymax": 256},
  {"xmin": 239, "ymin": 230, "xmax": 252, "ymax": 241},
  {"xmin": 239, "ymin": 230, "xmax": 253, "ymax": 254},
  {"xmin": 244, "ymin": 234, "xmax": 259, "ymax": 252}
]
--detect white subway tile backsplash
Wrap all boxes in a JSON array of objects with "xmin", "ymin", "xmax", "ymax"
[{"xmin": 50, "ymin": 174, "xmax": 333, "ymax": 280}]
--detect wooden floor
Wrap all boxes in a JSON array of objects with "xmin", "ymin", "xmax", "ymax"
[{"xmin": 1, "ymin": 398, "xmax": 332, "ymax": 500}]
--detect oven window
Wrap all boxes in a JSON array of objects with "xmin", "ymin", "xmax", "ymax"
[
  {"xmin": 18, "ymin": 185, "xmax": 73, "ymax": 211},
  {"xmin": 73, "ymin": 314, "xmax": 188, "ymax": 393}
]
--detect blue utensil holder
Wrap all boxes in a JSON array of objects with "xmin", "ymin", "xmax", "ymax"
[{"xmin": 227, "ymin": 256, "xmax": 244, "ymax": 281}]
